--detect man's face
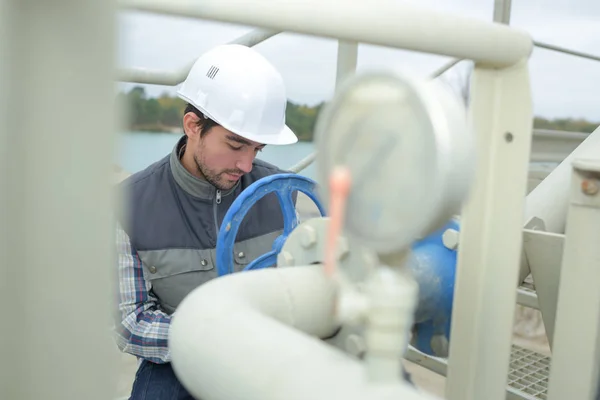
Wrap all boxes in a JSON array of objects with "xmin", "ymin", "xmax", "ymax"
[{"xmin": 193, "ymin": 125, "xmax": 265, "ymax": 191}]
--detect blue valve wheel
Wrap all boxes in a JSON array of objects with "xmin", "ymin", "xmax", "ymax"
[{"xmin": 216, "ymin": 173, "xmax": 326, "ymax": 276}]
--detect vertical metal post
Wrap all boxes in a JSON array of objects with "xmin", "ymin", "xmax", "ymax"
[
  {"xmin": 493, "ymin": 0, "xmax": 512, "ymax": 24},
  {"xmin": 547, "ymin": 159, "xmax": 600, "ymax": 400},
  {"xmin": 445, "ymin": 60, "xmax": 533, "ymax": 400},
  {"xmin": 2, "ymin": 1, "xmax": 118, "ymax": 399},
  {"xmin": 335, "ymin": 40, "xmax": 358, "ymax": 90},
  {"xmin": 0, "ymin": 0, "xmax": 11, "ymax": 395}
]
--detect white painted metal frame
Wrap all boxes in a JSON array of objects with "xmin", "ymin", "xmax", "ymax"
[
  {"xmin": 546, "ymin": 159, "xmax": 600, "ymax": 400},
  {"xmin": 120, "ymin": 0, "xmax": 533, "ymax": 67}
]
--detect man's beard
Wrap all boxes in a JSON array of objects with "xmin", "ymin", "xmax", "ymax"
[{"xmin": 194, "ymin": 154, "xmax": 243, "ymax": 191}]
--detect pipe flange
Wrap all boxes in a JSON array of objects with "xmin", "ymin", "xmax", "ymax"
[{"xmin": 278, "ymin": 217, "xmax": 377, "ymax": 285}]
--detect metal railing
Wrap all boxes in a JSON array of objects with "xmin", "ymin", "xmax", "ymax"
[
  {"xmin": 113, "ymin": 0, "xmax": 598, "ymax": 396},
  {"xmin": 4, "ymin": 1, "xmax": 599, "ymax": 400},
  {"xmin": 117, "ymin": 28, "xmax": 280, "ymax": 85},
  {"xmin": 115, "ymin": 25, "xmax": 598, "ymax": 175}
]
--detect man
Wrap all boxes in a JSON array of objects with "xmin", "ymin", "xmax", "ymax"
[{"xmin": 114, "ymin": 44, "xmax": 299, "ymax": 399}]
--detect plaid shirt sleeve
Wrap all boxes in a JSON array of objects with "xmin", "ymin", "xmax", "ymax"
[{"xmin": 114, "ymin": 223, "xmax": 172, "ymax": 363}]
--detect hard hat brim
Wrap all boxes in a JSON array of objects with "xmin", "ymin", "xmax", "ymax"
[
  {"xmin": 215, "ymin": 115, "xmax": 298, "ymax": 146},
  {"xmin": 180, "ymin": 97, "xmax": 299, "ymax": 146},
  {"xmin": 241, "ymin": 124, "xmax": 299, "ymax": 146}
]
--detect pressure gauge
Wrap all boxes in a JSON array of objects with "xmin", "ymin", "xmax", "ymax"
[{"xmin": 314, "ymin": 69, "xmax": 474, "ymax": 255}]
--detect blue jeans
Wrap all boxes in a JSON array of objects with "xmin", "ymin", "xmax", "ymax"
[
  {"xmin": 129, "ymin": 358, "xmax": 412, "ymax": 400},
  {"xmin": 129, "ymin": 359, "xmax": 196, "ymax": 400}
]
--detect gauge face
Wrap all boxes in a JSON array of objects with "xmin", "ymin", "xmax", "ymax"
[{"xmin": 315, "ymin": 71, "xmax": 440, "ymax": 254}]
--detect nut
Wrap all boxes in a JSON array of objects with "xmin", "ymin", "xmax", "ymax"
[
  {"xmin": 442, "ymin": 228, "xmax": 459, "ymax": 250},
  {"xmin": 277, "ymin": 251, "xmax": 295, "ymax": 267},
  {"xmin": 300, "ymin": 226, "xmax": 317, "ymax": 249}
]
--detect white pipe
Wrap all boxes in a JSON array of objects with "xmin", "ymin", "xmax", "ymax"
[
  {"xmin": 364, "ymin": 267, "xmax": 418, "ymax": 383},
  {"xmin": 525, "ymin": 126, "xmax": 600, "ymax": 233},
  {"xmin": 117, "ymin": 28, "xmax": 280, "ymax": 85},
  {"xmin": 121, "ymin": 0, "xmax": 533, "ymax": 68},
  {"xmin": 169, "ymin": 266, "xmax": 439, "ymax": 400}
]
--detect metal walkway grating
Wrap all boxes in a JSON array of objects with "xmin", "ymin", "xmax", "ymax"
[
  {"xmin": 405, "ymin": 344, "xmax": 551, "ymax": 400},
  {"xmin": 508, "ymin": 345, "xmax": 550, "ymax": 399}
]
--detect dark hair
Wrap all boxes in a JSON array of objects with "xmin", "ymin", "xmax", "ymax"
[{"xmin": 184, "ymin": 103, "xmax": 220, "ymax": 137}]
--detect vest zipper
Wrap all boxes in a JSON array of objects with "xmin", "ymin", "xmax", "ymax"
[{"xmin": 213, "ymin": 189, "xmax": 222, "ymax": 235}]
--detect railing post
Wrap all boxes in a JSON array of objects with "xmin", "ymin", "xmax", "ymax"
[
  {"xmin": 493, "ymin": 0, "xmax": 512, "ymax": 24},
  {"xmin": 2, "ymin": 1, "xmax": 119, "ymax": 399},
  {"xmin": 445, "ymin": 59, "xmax": 533, "ymax": 400},
  {"xmin": 335, "ymin": 40, "xmax": 358, "ymax": 90}
]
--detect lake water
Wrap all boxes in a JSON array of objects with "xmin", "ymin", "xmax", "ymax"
[
  {"xmin": 115, "ymin": 132, "xmax": 558, "ymax": 185},
  {"xmin": 115, "ymin": 131, "xmax": 317, "ymax": 179}
]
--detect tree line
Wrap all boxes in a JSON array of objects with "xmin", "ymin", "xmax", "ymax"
[
  {"xmin": 118, "ymin": 86, "xmax": 598, "ymax": 139},
  {"xmin": 117, "ymin": 86, "xmax": 323, "ymax": 141}
]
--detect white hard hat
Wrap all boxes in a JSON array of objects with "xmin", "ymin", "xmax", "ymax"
[{"xmin": 177, "ymin": 44, "xmax": 298, "ymax": 145}]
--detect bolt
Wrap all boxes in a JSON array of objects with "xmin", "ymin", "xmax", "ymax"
[
  {"xmin": 345, "ymin": 334, "xmax": 366, "ymax": 357},
  {"xmin": 278, "ymin": 251, "xmax": 295, "ymax": 267},
  {"xmin": 504, "ymin": 132, "xmax": 514, "ymax": 143},
  {"xmin": 581, "ymin": 179, "xmax": 599, "ymax": 196},
  {"xmin": 300, "ymin": 226, "xmax": 317, "ymax": 249},
  {"xmin": 442, "ymin": 228, "xmax": 459, "ymax": 250}
]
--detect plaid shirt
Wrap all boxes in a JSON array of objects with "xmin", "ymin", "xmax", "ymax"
[
  {"xmin": 114, "ymin": 223, "xmax": 172, "ymax": 363},
  {"xmin": 113, "ymin": 208, "xmax": 302, "ymax": 364}
]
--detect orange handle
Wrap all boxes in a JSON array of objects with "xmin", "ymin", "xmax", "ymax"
[{"xmin": 325, "ymin": 166, "xmax": 352, "ymax": 277}]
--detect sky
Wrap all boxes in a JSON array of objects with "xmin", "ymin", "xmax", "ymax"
[{"xmin": 117, "ymin": 0, "xmax": 600, "ymax": 122}]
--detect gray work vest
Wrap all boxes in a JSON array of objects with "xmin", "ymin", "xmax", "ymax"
[{"xmin": 118, "ymin": 136, "xmax": 293, "ymax": 314}]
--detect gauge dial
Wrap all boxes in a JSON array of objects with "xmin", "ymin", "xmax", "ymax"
[{"xmin": 315, "ymin": 70, "xmax": 469, "ymax": 254}]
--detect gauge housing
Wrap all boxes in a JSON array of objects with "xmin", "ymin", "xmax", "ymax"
[{"xmin": 314, "ymin": 68, "xmax": 475, "ymax": 254}]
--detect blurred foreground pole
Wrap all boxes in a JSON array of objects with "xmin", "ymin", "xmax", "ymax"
[
  {"xmin": 0, "ymin": 0, "xmax": 9, "ymax": 395},
  {"xmin": 1, "ymin": 1, "xmax": 119, "ymax": 399}
]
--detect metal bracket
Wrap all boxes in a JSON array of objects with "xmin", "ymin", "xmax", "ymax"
[{"xmin": 522, "ymin": 229, "xmax": 565, "ymax": 348}]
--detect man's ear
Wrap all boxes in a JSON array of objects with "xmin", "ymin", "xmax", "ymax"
[{"xmin": 183, "ymin": 112, "xmax": 201, "ymax": 140}]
